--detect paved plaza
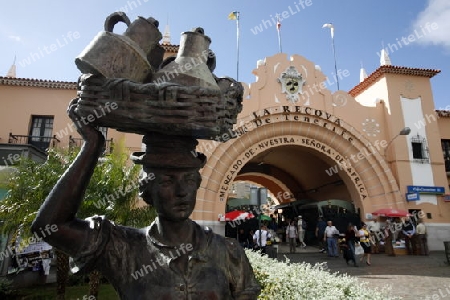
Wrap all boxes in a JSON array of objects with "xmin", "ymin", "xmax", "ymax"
[{"xmin": 274, "ymin": 243, "xmax": 450, "ymax": 299}]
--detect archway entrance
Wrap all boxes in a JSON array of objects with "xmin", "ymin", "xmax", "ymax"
[{"xmin": 193, "ymin": 106, "xmax": 403, "ymax": 234}]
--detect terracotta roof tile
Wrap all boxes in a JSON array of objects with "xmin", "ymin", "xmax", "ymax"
[
  {"xmin": 162, "ymin": 44, "xmax": 179, "ymax": 54},
  {"xmin": 436, "ymin": 110, "xmax": 450, "ymax": 118},
  {"xmin": 0, "ymin": 76, "xmax": 77, "ymax": 89},
  {"xmin": 349, "ymin": 65, "xmax": 441, "ymax": 97}
]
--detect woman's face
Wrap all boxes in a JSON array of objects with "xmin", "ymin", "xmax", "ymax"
[{"xmin": 144, "ymin": 168, "xmax": 201, "ymax": 222}]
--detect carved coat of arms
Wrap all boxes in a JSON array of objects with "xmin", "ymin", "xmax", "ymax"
[{"xmin": 278, "ymin": 66, "xmax": 305, "ymax": 103}]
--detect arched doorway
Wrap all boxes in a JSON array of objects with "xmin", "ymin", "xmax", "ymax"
[{"xmin": 193, "ymin": 107, "xmax": 403, "ymax": 234}]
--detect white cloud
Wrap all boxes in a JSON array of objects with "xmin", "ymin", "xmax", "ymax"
[
  {"xmin": 412, "ymin": 0, "xmax": 450, "ymax": 49},
  {"xmin": 8, "ymin": 35, "xmax": 22, "ymax": 42}
]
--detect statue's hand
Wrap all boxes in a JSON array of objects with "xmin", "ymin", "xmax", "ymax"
[{"xmin": 67, "ymin": 98, "xmax": 105, "ymax": 149}]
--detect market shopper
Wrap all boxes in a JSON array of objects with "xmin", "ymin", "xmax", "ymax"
[
  {"xmin": 416, "ymin": 219, "xmax": 429, "ymax": 255},
  {"xmin": 316, "ymin": 217, "xmax": 327, "ymax": 253},
  {"xmin": 286, "ymin": 220, "xmax": 298, "ymax": 253},
  {"xmin": 402, "ymin": 217, "xmax": 417, "ymax": 255},
  {"xmin": 384, "ymin": 219, "xmax": 396, "ymax": 256},
  {"xmin": 359, "ymin": 222, "xmax": 372, "ymax": 265},
  {"xmin": 345, "ymin": 223, "xmax": 358, "ymax": 266},
  {"xmin": 297, "ymin": 215, "xmax": 307, "ymax": 248},
  {"xmin": 253, "ymin": 224, "xmax": 272, "ymax": 254},
  {"xmin": 368, "ymin": 218, "xmax": 381, "ymax": 254},
  {"xmin": 324, "ymin": 220, "xmax": 339, "ymax": 257}
]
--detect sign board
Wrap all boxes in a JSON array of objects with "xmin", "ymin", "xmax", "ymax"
[
  {"xmin": 406, "ymin": 192, "xmax": 420, "ymax": 201},
  {"xmin": 249, "ymin": 187, "xmax": 268, "ymax": 205},
  {"xmin": 407, "ymin": 185, "xmax": 445, "ymax": 194},
  {"xmin": 443, "ymin": 194, "xmax": 450, "ymax": 202}
]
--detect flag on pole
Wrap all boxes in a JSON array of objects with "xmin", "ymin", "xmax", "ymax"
[
  {"xmin": 228, "ymin": 11, "xmax": 238, "ymax": 20},
  {"xmin": 277, "ymin": 16, "xmax": 282, "ymax": 53},
  {"xmin": 322, "ymin": 23, "xmax": 334, "ymax": 39},
  {"xmin": 228, "ymin": 11, "xmax": 240, "ymax": 80}
]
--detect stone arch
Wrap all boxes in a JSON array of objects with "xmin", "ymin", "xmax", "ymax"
[
  {"xmin": 193, "ymin": 107, "xmax": 403, "ymax": 222},
  {"xmin": 234, "ymin": 172, "xmax": 295, "ymax": 204}
]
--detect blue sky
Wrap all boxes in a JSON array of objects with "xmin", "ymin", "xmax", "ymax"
[{"xmin": 1, "ymin": 0, "xmax": 449, "ymax": 109}]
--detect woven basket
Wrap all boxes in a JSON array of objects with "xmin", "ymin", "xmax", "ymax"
[{"xmin": 75, "ymin": 78, "xmax": 238, "ymax": 139}]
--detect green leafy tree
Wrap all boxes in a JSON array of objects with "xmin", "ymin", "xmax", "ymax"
[{"xmin": 0, "ymin": 140, "xmax": 155, "ymax": 299}]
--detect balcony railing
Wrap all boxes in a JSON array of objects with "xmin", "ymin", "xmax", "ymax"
[
  {"xmin": 8, "ymin": 133, "xmax": 60, "ymax": 153},
  {"xmin": 69, "ymin": 136, "xmax": 114, "ymax": 154}
]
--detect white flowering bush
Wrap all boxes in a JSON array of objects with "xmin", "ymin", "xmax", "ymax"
[{"xmin": 245, "ymin": 249, "xmax": 400, "ymax": 300}]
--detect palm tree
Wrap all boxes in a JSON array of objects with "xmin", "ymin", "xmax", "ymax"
[{"xmin": 0, "ymin": 139, "xmax": 155, "ymax": 299}]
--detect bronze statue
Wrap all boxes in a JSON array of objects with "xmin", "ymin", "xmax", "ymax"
[{"xmin": 31, "ymin": 11, "xmax": 260, "ymax": 300}]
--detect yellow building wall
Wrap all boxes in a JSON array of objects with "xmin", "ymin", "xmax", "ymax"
[{"xmin": 0, "ymin": 84, "xmax": 143, "ymax": 153}]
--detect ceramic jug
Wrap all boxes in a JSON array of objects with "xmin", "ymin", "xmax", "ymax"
[
  {"xmin": 152, "ymin": 27, "xmax": 219, "ymax": 89},
  {"xmin": 75, "ymin": 12, "xmax": 162, "ymax": 82}
]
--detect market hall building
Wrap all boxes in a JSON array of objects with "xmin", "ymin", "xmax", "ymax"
[
  {"xmin": 192, "ymin": 52, "xmax": 450, "ymax": 251},
  {"xmin": 0, "ymin": 49, "xmax": 449, "ymax": 254}
]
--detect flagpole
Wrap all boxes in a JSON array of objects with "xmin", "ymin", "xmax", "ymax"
[
  {"xmin": 236, "ymin": 11, "xmax": 240, "ymax": 81},
  {"xmin": 323, "ymin": 23, "xmax": 339, "ymax": 90},
  {"xmin": 277, "ymin": 16, "xmax": 282, "ymax": 53},
  {"xmin": 331, "ymin": 30, "xmax": 339, "ymax": 90}
]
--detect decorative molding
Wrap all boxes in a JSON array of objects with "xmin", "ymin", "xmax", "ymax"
[{"xmin": 362, "ymin": 119, "xmax": 380, "ymax": 137}]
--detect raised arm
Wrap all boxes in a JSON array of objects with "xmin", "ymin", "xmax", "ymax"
[{"xmin": 31, "ymin": 97, "xmax": 105, "ymax": 256}]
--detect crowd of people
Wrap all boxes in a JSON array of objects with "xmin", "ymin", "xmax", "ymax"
[
  {"xmin": 232, "ymin": 212, "xmax": 430, "ymax": 265},
  {"xmin": 234, "ymin": 214, "xmax": 279, "ymax": 254},
  {"xmin": 314, "ymin": 215, "xmax": 430, "ymax": 268}
]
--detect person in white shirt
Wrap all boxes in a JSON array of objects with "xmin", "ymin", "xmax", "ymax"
[
  {"xmin": 286, "ymin": 220, "xmax": 298, "ymax": 253},
  {"xmin": 297, "ymin": 215, "xmax": 307, "ymax": 248},
  {"xmin": 253, "ymin": 225, "xmax": 272, "ymax": 254},
  {"xmin": 368, "ymin": 219, "xmax": 381, "ymax": 253},
  {"xmin": 323, "ymin": 220, "xmax": 339, "ymax": 257}
]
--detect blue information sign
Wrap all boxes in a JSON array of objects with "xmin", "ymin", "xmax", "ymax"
[
  {"xmin": 407, "ymin": 185, "xmax": 445, "ymax": 194},
  {"xmin": 405, "ymin": 192, "xmax": 420, "ymax": 201}
]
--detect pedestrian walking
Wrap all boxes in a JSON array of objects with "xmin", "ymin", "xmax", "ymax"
[
  {"xmin": 316, "ymin": 217, "xmax": 327, "ymax": 253},
  {"xmin": 359, "ymin": 222, "xmax": 372, "ymax": 265},
  {"xmin": 345, "ymin": 223, "xmax": 358, "ymax": 266},
  {"xmin": 286, "ymin": 220, "xmax": 298, "ymax": 253},
  {"xmin": 324, "ymin": 220, "xmax": 339, "ymax": 257},
  {"xmin": 297, "ymin": 215, "xmax": 307, "ymax": 248},
  {"xmin": 253, "ymin": 225, "xmax": 272, "ymax": 255}
]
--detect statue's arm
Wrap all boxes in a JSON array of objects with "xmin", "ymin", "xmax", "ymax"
[{"xmin": 31, "ymin": 98, "xmax": 105, "ymax": 256}]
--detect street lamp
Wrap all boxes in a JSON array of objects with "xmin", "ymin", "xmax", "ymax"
[{"xmin": 384, "ymin": 127, "xmax": 411, "ymax": 158}]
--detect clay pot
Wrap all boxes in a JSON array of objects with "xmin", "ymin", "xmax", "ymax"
[
  {"xmin": 152, "ymin": 28, "xmax": 219, "ymax": 89},
  {"xmin": 75, "ymin": 12, "xmax": 161, "ymax": 82}
]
